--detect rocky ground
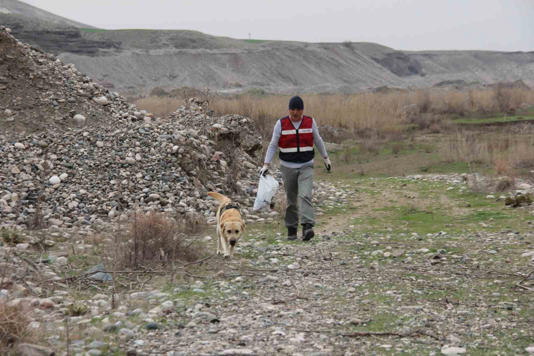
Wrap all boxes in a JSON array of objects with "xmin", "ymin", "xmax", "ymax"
[{"xmin": 1, "ymin": 173, "xmax": 533, "ymax": 355}]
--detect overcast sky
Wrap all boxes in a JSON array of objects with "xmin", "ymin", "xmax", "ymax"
[{"xmin": 22, "ymin": 0, "xmax": 534, "ymax": 51}]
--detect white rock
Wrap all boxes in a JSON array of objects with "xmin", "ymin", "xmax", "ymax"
[
  {"xmin": 94, "ymin": 96, "xmax": 109, "ymax": 105},
  {"xmin": 14, "ymin": 142, "xmax": 25, "ymax": 149},
  {"xmin": 49, "ymin": 175, "xmax": 61, "ymax": 185},
  {"xmin": 441, "ymin": 345, "xmax": 466, "ymax": 355},
  {"xmin": 73, "ymin": 114, "xmax": 86, "ymax": 124},
  {"xmin": 55, "ymin": 256, "xmax": 68, "ymax": 266},
  {"xmin": 220, "ymin": 349, "xmax": 255, "ymax": 355},
  {"xmin": 287, "ymin": 263, "xmax": 299, "ymax": 270},
  {"xmin": 521, "ymin": 250, "xmax": 534, "ymax": 258},
  {"xmin": 161, "ymin": 300, "xmax": 174, "ymax": 313},
  {"xmin": 59, "ymin": 173, "xmax": 68, "ymax": 181},
  {"xmin": 525, "ymin": 345, "xmax": 534, "ymax": 354},
  {"xmin": 16, "ymin": 243, "xmax": 29, "ymax": 250},
  {"xmin": 48, "ymin": 218, "xmax": 63, "ymax": 226},
  {"xmin": 96, "ymin": 141, "xmax": 104, "ymax": 148}
]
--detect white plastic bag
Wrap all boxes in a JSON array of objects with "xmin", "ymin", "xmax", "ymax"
[{"xmin": 253, "ymin": 174, "xmax": 279, "ymax": 211}]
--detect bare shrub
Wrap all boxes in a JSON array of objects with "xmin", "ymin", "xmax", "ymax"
[
  {"xmin": 340, "ymin": 146, "xmax": 356, "ymax": 163},
  {"xmin": 112, "ymin": 212, "xmax": 204, "ymax": 268},
  {"xmin": 391, "ymin": 142, "xmax": 403, "ymax": 155},
  {"xmin": 492, "ymin": 86, "xmax": 526, "ymax": 113},
  {"xmin": 415, "ymin": 90, "xmax": 432, "ymax": 113},
  {"xmin": 0, "ymin": 302, "xmax": 33, "ymax": 351},
  {"xmin": 493, "ymin": 156, "xmax": 512, "ymax": 176},
  {"xmin": 359, "ymin": 139, "xmax": 380, "ymax": 156},
  {"xmin": 495, "ymin": 177, "xmax": 515, "ymax": 192}
]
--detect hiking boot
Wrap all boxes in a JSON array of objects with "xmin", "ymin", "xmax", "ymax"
[
  {"xmin": 302, "ymin": 223, "xmax": 315, "ymax": 241},
  {"xmin": 287, "ymin": 227, "xmax": 298, "ymax": 241}
]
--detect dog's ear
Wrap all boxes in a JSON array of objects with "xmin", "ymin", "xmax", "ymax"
[{"xmin": 240, "ymin": 222, "xmax": 245, "ymax": 233}]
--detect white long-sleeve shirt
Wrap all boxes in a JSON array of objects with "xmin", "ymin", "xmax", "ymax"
[{"xmin": 264, "ymin": 117, "xmax": 328, "ymax": 168}]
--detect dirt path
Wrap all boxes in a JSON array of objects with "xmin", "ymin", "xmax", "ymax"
[{"xmin": 118, "ymin": 176, "xmax": 533, "ymax": 355}]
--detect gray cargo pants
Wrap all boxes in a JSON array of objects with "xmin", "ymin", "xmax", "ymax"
[{"xmin": 280, "ymin": 165, "xmax": 314, "ymax": 228}]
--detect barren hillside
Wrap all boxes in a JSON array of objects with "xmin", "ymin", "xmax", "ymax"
[{"xmin": 2, "ymin": 0, "xmax": 534, "ymax": 95}]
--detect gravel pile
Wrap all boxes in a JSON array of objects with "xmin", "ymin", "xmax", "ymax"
[
  {"xmin": 0, "ymin": 28, "xmax": 270, "ymax": 228},
  {"xmin": 0, "ymin": 100, "xmax": 269, "ymax": 227},
  {"xmin": 0, "ymin": 26, "xmax": 141, "ymax": 137}
]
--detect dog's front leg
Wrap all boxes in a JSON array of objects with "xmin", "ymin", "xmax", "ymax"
[{"xmin": 222, "ymin": 237, "xmax": 231, "ymax": 258}]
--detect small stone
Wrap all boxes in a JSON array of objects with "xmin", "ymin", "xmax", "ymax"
[
  {"xmin": 16, "ymin": 344, "xmax": 55, "ymax": 356},
  {"xmin": 73, "ymin": 114, "xmax": 86, "ymax": 124},
  {"xmin": 49, "ymin": 175, "xmax": 61, "ymax": 185},
  {"xmin": 441, "ymin": 345, "xmax": 466, "ymax": 355},
  {"xmin": 94, "ymin": 96, "xmax": 109, "ymax": 105},
  {"xmin": 16, "ymin": 243, "xmax": 30, "ymax": 250},
  {"xmin": 39, "ymin": 298, "xmax": 55, "ymax": 310},
  {"xmin": 220, "ymin": 349, "xmax": 255, "ymax": 355},
  {"xmin": 119, "ymin": 328, "xmax": 134, "ymax": 339},
  {"xmin": 88, "ymin": 341, "xmax": 107, "ymax": 349},
  {"xmin": 14, "ymin": 142, "xmax": 25, "ymax": 149},
  {"xmin": 161, "ymin": 300, "xmax": 174, "ymax": 313},
  {"xmin": 145, "ymin": 322, "xmax": 160, "ymax": 330},
  {"xmin": 55, "ymin": 256, "xmax": 68, "ymax": 266}
]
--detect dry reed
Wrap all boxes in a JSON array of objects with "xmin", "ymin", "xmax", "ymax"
[{"xmin": 135, "ymin": 87, "xmax": 534, "ymax": 139}]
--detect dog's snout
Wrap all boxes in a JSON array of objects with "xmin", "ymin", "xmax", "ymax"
[{"xmin": 229, "ymin": 239, "xmax": 236, "ymax": 246}]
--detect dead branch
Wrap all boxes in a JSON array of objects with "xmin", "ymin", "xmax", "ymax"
[{"xmin": 182, "ymin": 254, "xmax": 215, "ymax": 267}]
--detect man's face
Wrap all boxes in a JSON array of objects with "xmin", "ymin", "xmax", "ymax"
[{"xmin": 289, "ymin": 109, "xmax": 303, "ymax": 121}]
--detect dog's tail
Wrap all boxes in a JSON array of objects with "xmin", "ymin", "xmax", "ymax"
[{"xmin": 207, "ymin": 191, "xmax": 231, "ymax": 204}]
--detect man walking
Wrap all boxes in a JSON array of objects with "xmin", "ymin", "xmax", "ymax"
[{"xmin": 260, "ymin": 96, "xmax": 331, "ymax": 241}]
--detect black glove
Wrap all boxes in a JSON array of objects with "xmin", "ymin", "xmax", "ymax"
[
  {"xmin": 259, "ymin": 165, "xmax": 269, "ymax": 177},
  {"xmin": 324, "ymin": 158, "xmax": 332, "ymax": 172}
]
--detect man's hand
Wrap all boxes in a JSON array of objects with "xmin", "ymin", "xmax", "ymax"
[
  {"xmin": 324, "ymin": 157, "xmax": 332, "ymax": 172},
  {"xmin": 259, "ymin": 164, "xmax": 270, "ymax": 177}
]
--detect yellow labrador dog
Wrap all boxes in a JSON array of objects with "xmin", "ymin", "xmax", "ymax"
[{"xmin": 207, "ymin": 192, "xmax": 245, "ymax": 258}]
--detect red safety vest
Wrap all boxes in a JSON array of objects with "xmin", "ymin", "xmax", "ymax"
[{"xmin": 278, "ymin": 116, "xmax": 315, "ymax": 163}]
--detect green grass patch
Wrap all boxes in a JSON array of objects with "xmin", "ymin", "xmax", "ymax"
[
  {"xmin": 79, "ymin": 28, "xmax": 108, "ymax": 33},
  {"xmin": 419, "ymin": 160, "xmax": 480, "ymax": 174},
  {"xmin": 452, "ymin": 115, "xmax": 534, "ymax": 125},
  {"xmin": 243, "ymin": 39, "xmax": 267, "ymax": 43}
]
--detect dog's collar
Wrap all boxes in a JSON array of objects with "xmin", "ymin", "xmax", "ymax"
[{"xmin": 221, "ymin": 202, "xmax": 240, "ymax": 213}]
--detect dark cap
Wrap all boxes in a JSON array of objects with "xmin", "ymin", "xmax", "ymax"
[{"xmin": 288, "ymin": 96, "xmax": 304, "ymax": 110}]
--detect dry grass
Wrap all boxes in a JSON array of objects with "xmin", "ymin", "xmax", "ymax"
[
  {"xmin": 135, "ymin": 97, "xmax": 185, "ymax": 118},
  {"xmin": 441, "ymin": 128, "xmax": 534, "ymax": 176},
  {"xmin": 0, "ymin": 302, "xmax": 33, "ymax": 351},
  {"xmin": 110, "ymin": 211, "xmax": 204, "ymax": 269},
  {"xmin": 135, "ymin": 87, "xmax": 534, "ymax": 140}
]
